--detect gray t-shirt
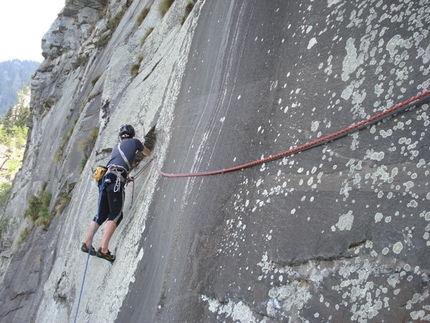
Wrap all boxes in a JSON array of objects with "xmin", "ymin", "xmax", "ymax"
[{"xmin": 107, "ymin": 138, "xmax": 144, "ymax": 172}]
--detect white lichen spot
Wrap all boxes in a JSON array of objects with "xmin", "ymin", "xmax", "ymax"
[
  {"xmin": 335, "ymin": 211, "xmax": 354, "ymax": 231},
  {"xmin": 328, "ymin": 0, "xmax": 342, "ymax": 7},
  {"xmin": 392, "ymin": 242, "xmax": 403, "ymax": 254},
  {"xmin": 410, "ymin": 310, "xmax": 427, "ymax": 321},
  {"xmin": 268, "ymin": 281, "xmax": 312, "ymax": 313},
  {"xmin": 403, "ymin": 181, "xmax": 415, "ymax": 192},
  {"xmin": 341, "ymin": 84, "xmax": 354, "ymax": 100},
  {"xmin": 407, "ymin": 200, "xmax": 418, "ymax": 208},
  {"xmin": 374, "ymin": 212, "xmax": 383, "ymax": 223},
  {"xmin": 379, "ymin": 129, "xmax": 393, "ymax": 138},
  {"xmin": 231, "ymin": 301, "xmax": 255, "ymax": 322},
  {"xmin": 364, "ymin": 149, "xmax": 385, "ymax": 161},
  {"xmin": 342, "ymin": 38, "xmax": 364, "ymax": 82},
  {"xmin": 257, "ymin": 252, "xmax": 271, "ymax": 275},
  {"xmin": 386, "ymin": 34, "xmax": 412, "ymax": 59},
  {"xmin": 311, "ymin": 120, "xmax": 320, "ymax": 132},
  {"xmin": 308, "ymin": 37, "xmax": 317, "ymax": 49},
  {"xmin": 201, "ymin": 295, "xmax": 257, "ymax": 322}
]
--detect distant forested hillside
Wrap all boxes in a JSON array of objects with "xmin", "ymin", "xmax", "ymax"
[
  {"xmin": 0, "ymin": 60, "xmax": 39, "ymax": 117},
  {"xmin": 0, "ymin": 86, "xmax": 30, "ymax": 207}
]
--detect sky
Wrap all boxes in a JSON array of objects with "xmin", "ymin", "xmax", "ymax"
[{"xmin": 0, "ymin": 0, "xmax": 65, "ymax": 63}]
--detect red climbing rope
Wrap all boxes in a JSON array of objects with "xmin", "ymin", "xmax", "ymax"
[{"xmin": 134, "ymin": 90, "xmax": 430, "ymax": 179}]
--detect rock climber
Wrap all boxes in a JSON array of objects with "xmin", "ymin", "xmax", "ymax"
[{"xmin": 81, "ymin": 124, "xmax": 155, "ymax": 262}]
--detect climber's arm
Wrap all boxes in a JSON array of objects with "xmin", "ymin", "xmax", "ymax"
[{"xmin": 142, "ymin": 144, "xmax": 151, "ymax": 156}]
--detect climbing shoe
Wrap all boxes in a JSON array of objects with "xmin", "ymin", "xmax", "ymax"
[
  {"xmin": 81, "ymin": 243, "xmax": 96, "ymax": 256},
  {"xmin": 97, "ymin": 248, "xmax": 116, "ymax": 263}
]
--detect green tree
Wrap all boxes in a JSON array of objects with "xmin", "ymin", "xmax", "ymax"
[{"xmin": 0, "ymin": 182, "xmax": 11, "ymax": 206}]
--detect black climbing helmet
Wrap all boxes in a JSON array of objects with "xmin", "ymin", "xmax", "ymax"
[{"xmin": 119, "ymin": 124, "xmax": 135, "ymax": 138}]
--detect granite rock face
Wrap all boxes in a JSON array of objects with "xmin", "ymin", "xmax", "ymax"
[{"xmin": 0, "ymin": 0, "xmax": 429, "ymax": 322}]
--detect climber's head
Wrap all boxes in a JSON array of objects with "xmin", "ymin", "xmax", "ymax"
[{"xmin": 119, "ymin": 124, "xmax": 135, "ymax": 139}]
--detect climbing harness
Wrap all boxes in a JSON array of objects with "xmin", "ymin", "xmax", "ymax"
[{"xmin": 106, "ymin": 166, "xmax": 126, "ymax": 192}]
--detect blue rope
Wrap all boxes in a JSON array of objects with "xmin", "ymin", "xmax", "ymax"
[{"xmin": 73, "ymin": 178, "xmax": 105, "ymax": 323}]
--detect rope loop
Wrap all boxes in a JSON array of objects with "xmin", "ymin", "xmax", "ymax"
[{"xmin": 153, "ymin": 90, "xmax": 430, "ymax": 178}]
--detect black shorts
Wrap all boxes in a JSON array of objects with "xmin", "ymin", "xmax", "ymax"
[{"xmin": 94, "ymin": 174, "xmax": 125, "ymax": 225}]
